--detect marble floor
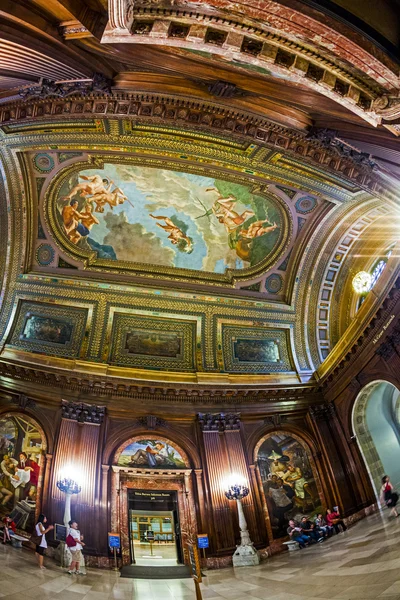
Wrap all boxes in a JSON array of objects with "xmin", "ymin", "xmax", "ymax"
[{"xmin": 2, "ymin": 513, "xmax": 400, "ymax": 599}]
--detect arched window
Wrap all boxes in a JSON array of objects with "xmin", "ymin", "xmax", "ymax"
[{"xmin": 354, "ymin": 246, "xmax": 394, "ymax": 310}]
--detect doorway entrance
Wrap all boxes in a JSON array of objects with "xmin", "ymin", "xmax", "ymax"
[
  {"xmin": 352, "ymin": 380, "xmax": 400, "ymax": 500},
  {"xmin": 128, "ymin": 489, "xmax": 183, "ymax": 566}
]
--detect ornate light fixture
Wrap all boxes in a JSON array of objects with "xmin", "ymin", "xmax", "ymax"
[
  {"xmin": 352, "ymin": 271, "xmax": 372, "ymax": 294},
  {"xmin": 56, "ymin": 466, "xmax": 85, "ymax": 573},
  {"xmin": 56, "ymin": 478, "xmax": 82, "ymax": 496},
  {"xmin": 224, "ymin": 474, "xmax": 260, "ymax": 567},
  {"xmin": 56, "ymin": 465, "xmax": 82, "ymax": 526}
]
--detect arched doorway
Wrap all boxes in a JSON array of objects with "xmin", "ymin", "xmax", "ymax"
[
  {"xmin": 254, "ymin": 431, "xmax": 323, "ymax": 540},
  {"xmin": 352, "ymin": 380, "xmax": 400, "ymax": 500},
  {"xmin": 110, "ymin": 435, "xmax": 196, "ymax": 568}
]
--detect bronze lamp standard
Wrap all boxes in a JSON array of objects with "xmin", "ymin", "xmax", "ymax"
[{"xmin": 224, "ymin": 475, "xmax": 260, "ymax": 567}]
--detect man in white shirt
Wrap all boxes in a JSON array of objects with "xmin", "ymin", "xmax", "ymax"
[{"xmin": 67, "ymin": 520, "xmax": 85, "ymax": 575}]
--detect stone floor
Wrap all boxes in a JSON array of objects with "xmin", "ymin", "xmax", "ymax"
[{"xmin": 2, "ymin": 513, "xmax": 400, "ymax": 599}]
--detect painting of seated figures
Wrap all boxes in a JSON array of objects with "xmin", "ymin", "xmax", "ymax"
[
  {"xmin": 257, "ymin": 433, "xmax": 322, "ymax": 539},
  {"xmin": 117, "ymin": 439, "xmax": 187, "ymax": 469},
  {"xmin": 0, "ymin": 415, "xmax": 44, "ymax": 531},
  {"xmin": 56, "ymin": 164, "xmax": 285, "ymax": 274}
]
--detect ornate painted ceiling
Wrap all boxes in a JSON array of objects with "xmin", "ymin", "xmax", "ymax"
[{"xmin": 0, "ymin": 0, "xmax": 399, "ymax": 403}]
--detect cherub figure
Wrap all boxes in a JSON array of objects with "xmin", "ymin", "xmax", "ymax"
[
  {"xmin": 64, "ymin": 174, "xmax": 112, "ymax": 201},
  {"xmin": 91, "ymin": 186, "xmax": 128, "ymax": 213},
  {"xmin": 206, "ymin": 187, "xmax": 255, "ymax": 232},
  {"xmin": 234, "ymin": 220, "xmax": 279, "ymax": 261},
  {"xmin": 239, "ymin": 220, "xmax": 279, "ymax": 240},
  {"xmin": 150, "ymin": 214, "xmax": 193, "ymax": 253}
]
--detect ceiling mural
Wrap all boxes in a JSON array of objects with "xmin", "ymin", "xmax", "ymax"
[{"xmin": 53, "ymin": 163, "xmax": 286, "ymax": 276}]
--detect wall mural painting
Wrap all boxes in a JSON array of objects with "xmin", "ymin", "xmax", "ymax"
[
  {"xmin": 0, "ymin": 416, "xmax": 44, "ymax": 531},
  {"xmin": 117, "ymin": 439, "xmax": 187, "ymax": 469},
  {"xmin": 56, "ymin": 164, "xmax": 284, "ymax": 273},
  {"xmin": 21, "ymin": 313, "xmax": 73, "ymax": 346},
  {"xmin": 257, "ymin": 434, "xmax": 322, "ymax": 539},
  {"xmin": 233, "ymin": 339, "xmax": 280, "ymax": 363},
  {"xmin": 124, "ymin": 330, "xmax": 183, "ymax": 359}
]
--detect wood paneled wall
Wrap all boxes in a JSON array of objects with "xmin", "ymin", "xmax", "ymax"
[{"xmin": 46, "ymin": 418, "xmax": 105, "ymax": 554}]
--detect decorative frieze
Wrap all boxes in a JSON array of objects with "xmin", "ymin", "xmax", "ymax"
[
  {"xmin": 0, "ymin": 95, "xmax": 383, "ymax": 197},
  {"xmin": 19, "ymin": 74, "xmax": 112, "ymax": 101},
  {"xmin": 61, "ymin": 400, "xmax": 106, "ymax": 424}
]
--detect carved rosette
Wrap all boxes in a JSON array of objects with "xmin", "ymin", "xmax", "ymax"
[
  {"xmin": 309, "ymin": 403, "xmax": 335, "ymax": 421},
  {"xmin": 135, "ymin": 415, "xmax": 167, "ymax": 430}
]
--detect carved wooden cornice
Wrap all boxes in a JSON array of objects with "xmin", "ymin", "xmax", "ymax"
[
  {"xmin": 0, "ymin": 94, "xmax": 385, "ymax": 198},
  {"xmin": 103, "ymin": 0, "xmax": 399, "ymax": 127},
  {"xmin": 0, "ymin": 358, "xmax": 319, "ymax": 402}
]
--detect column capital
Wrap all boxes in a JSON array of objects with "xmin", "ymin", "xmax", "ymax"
[{"xmin": 197, "ymin": 412, "xmax": 241, "ymax": 432}]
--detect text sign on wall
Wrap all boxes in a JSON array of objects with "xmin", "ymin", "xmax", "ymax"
[
  {"xmin": 197, "ymin": 534, "xmax": 209, "ymax": 549},
  {"xmin": 54, "ymin": 524, "xmax": 67, "ymax": 542},
  {"xmin": 108, "ymin": 532, "xmax": 121, "ymax": 549}
]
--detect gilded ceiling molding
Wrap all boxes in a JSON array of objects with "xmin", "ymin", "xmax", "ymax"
[
  {"xmin": 316, "ymin": 275, "xmax": 400, "ymax": 386},
  {"xmin": 0, "ymin": 98, "xmax": 387, "ymax": 200},
  {"xmin": 332, "ymin": 236, "xmax": 399, "ymax": 347},
  {"xmin": 103, "ymin": 0, "xmax": 399, "ymax": 127},
  {"xmin": 0, "ymin": 352, "xmax": 319, "ymax": 401},
  {"xmin": 312, "ymin": 205, "xmax": 397, "ymax": 362},
  {"xmin": 0, "ymin": 143, "xmax": 29, "ymax": 349},
  {"xmin": 289, "ymin": 195, "xmax": 396, "ymax": 371}
]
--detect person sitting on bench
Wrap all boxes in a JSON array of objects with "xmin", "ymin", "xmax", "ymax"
[{"xmin": 287, "ymin": 519, "xmax": 310, "ymax": 549}]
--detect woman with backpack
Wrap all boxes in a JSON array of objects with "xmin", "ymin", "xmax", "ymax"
[{"xmin": 66, "ymin": 520, "xmax": 85, "ymax": 575}]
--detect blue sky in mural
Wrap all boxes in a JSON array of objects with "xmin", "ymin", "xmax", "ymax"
[{"xmin": 57, "ymin": 164, "xmax": 283, "ymax": 273}]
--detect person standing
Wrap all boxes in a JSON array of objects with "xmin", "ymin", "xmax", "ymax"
[
  {"xmin": 326, "ymin": 508, "xmax": 347, "ymax": 533},
  {"xmin": 66, "ymin": 520, "xmax": 85, "ymax": 575},
  {"xmin": 34, "ymin": 514, "xmax": 54, "ymax": 569},
  {"xmin": 380, "ymin": 475, "xmax": 399, "ymax": 517}
]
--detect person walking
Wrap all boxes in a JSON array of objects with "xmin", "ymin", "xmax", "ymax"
[
  {"xmin": 380, "ymin": 475, "xmax": 399, "ymax": 517},
  {"xmin": 34, "ymin": 514, "xmax": 54, "ymax": 569},
  {"xmin": 66, "ymin": 520, "xmax": 85, "ymax": 575}
]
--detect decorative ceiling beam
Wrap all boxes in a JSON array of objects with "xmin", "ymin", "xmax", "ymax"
[{"xmin": 102, "ymin": 0, "xmax": 400, "ymax": 130}]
